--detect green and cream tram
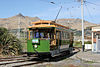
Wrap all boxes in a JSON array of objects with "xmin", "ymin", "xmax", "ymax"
[{"xmin": 27, "ymin": 20, "xmax": 73, "ymax": 57}]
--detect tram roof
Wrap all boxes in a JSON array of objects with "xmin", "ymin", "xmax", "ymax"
[{"xmin": 28, "ymin": 20, "xmax": 69, "ymax": 29}]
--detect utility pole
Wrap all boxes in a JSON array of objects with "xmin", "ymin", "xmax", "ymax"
[
  {"xmin": 18, "ymin": 17, "xmax": 20, "ymax": 39},
  {"xmin": 6, "ymin": 23, "xmax": 8, "ymax": 29},
  {"xmin": 81, "ymin": 0, "xmax": 84, "ymax": 51}
]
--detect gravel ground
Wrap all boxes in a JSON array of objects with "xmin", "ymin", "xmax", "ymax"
[
  {"xmin": 1, "ymin": 50, "xmax": 100, "ymax": 67},
  {"xmin": 32, "ymin": 51, "xmax": 100, "ymax": 67}
]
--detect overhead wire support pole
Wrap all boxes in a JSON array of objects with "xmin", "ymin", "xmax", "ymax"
[
  {"xmin": 81, "ymin": 0, "xmax": 84, "ymax": 52},
  {"xmin": 18, "ymin": 17, "xmax": 20, "ymax": 39}
]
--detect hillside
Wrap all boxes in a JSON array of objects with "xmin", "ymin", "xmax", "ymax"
[
  {"xmin": 0, "ymin": 13, "xmax": 97, "ymax": 30},
  {"xmin": 56, "ymin": 18, "xmax": 97, "ymax": 30},
  {"xmin": 0, "ymin": 13, "xmax": 40, "ymax": 29}
]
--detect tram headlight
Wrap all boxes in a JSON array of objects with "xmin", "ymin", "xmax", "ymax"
[{"xmin": 34, "ymin": 44, "xmax": 38, "ymax": 48}]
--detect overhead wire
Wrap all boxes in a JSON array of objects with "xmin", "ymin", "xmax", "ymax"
[
  {"xmin": 38, "ymin": 0, "xmax": 63, "ymax": 21},
  {"xmin": 38, "ymin": 0, "xmax": 81, "ymax": 19},
  {"xmin": 84, "ymin": 0, "xmax": 100, "ymax": 6},
  {"xmin": 38, "ymin": 0, "xmax": 50, "ymax": 3},
  {"xmin": 84, "ymin": 2, "xmax": 95, "ymax": 22},
  {"xmin": 69, "ymin": 8, "xmax": 73, "ymax": 18}
]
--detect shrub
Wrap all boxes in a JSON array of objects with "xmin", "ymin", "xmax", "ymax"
[
  {"xmin": 84, "ymin": 41, "xmax": 92, "ymax": 44},
  {"xmin": 73, "ymin": 41, "xmax": 92, "ymax": 48},
  {"xmin": 0, "ymin": 27, "xmax": 22, "ymax": 56},
  {"xmin": 73, "ymin": 41, "xmax": 82, "ymax": 47}
]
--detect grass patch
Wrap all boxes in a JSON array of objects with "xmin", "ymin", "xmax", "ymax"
[
  {"xmin": 73, "ymin": 41, "xmax": 92, "ymax": 48},
  {"xmin": 84, "ymin": 60, "xmax": 95, "ymax": 64},
  {"xmin": 73, "ymin": 41, "xmax": 82, "ymax": 48}
]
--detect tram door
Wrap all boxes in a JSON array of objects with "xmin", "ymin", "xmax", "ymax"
[{"xmin": 56, "ymin": 31, "xmax": 61, "ymax": 49}]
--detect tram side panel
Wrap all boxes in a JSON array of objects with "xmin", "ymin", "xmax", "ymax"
[{"xmin": 59, "ymin": 31, "xmax": 73, "ymax": 53}]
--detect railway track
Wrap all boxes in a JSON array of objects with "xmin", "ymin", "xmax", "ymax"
[
  {"xmin": 0, "ymin": 47, "xmax": 80, "ymax": 67},
  {"xmin": 73, "ymin": 47, "xmax": 81, "ymax": 52},
  {"xmin": 13, "ymin": 61, "xmax": 43, "ymax": 67},
  {"xmin": 0, "ymin": 55, "xmax": 27, "ymax": 62},
  {"xmin": 0, "ymin": 55, "xmax": 45, "ymax": 67}
]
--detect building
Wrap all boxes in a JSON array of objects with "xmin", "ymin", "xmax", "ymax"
[{"xmin": 92, "ymin": 25, "xmax": 100, "ymax": 52}]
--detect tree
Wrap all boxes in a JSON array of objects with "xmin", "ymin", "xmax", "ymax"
[{"xmin": 0, "ymin": 27, "xmax": 22, "ymax": 56}]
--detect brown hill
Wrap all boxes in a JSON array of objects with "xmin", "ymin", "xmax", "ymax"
[
  {"xmin": 56, "ymin": 18, "xmax": 97, "ymax": 30},
  {"xmin": 0, "ymin": 14, "xmax": 97, "ymax": 30},
  {"xmin": 0, "ymin": 13, "xmax": 40, "ymax": 29}
]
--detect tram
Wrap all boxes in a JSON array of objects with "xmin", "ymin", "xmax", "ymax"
[{"xmin": 27, "ymin": 20, "xmax": 73, "ymax": 57}]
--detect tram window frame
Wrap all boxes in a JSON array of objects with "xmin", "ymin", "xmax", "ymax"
[
  {"xmin": 65, "ymin": 33, "xmax": 67, "ymax": 39},
  {"xmin": 56, "ymin": 31, "xmax": 58, "ymax": 39},
  {"xmin": 30, "ymin": 31, "xmax": 33, "ymax": 39},
  {"xmin": 63, "ymin": 32, "xmax": 65, "ymax": 39},
  {"xmin": 66, "ymin": 32, "xmax": 70, "ymax": 39}
]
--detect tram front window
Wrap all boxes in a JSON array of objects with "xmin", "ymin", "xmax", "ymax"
[
  {"xmin": 34, "ymin": 30, "xmax": 39, "ymax": 38},
  {"xmin": 33, "ymin": 29, "xmax": 52, "ymax": 39}
]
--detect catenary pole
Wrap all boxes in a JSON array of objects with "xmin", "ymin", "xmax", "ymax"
[
  {"xmin": 18, "ymin": 17, "xmax": 20, "ymax": 39},
  {"xmin": 81, "ymin": 0, "xmax": 84, "ymax": 51}
]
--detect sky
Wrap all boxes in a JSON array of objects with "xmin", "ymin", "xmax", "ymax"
[{"xmin": 0, "ymin": 0, "xmax": 100, "ymax": 24}]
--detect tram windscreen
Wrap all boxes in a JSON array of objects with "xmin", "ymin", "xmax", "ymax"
[{"xmin": 33, "ymin": 28, "xmax": 54, "ymax": 39}]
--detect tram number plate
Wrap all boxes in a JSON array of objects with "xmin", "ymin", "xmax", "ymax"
[{"xmin": 32, "ymin": 39, "xmax": 39, "ymax": 43}]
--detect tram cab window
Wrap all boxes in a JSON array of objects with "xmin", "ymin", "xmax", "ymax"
[
  {"xmin": 40, "ymin": 33, "xmax": 44, "ymax": 38},
  {"xmin": 33, "ymin": 29, "xmax": 53, "ymax": 39},
  {"xmin": 34, "ymin": 30, "xmax": 41, "ymax": 38}
]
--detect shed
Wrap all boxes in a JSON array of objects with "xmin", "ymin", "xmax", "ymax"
[{"xmin": 92, "ymin": 25, "xmax": 100, "ymax": 52}]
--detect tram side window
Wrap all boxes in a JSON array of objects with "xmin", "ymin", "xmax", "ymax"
[
  {"xmin": 65, "ymin": 33, "xmax": 66, "ymax": 39},
  {"xmin": 50, "ymin": 33, "xmax": 54, "ymax": 39},
  {"xmin": 61, "ymin": 31, "xmax": 64, "ymax": 40},
  {"xmin": 64, "ymin": 32, "xmax": 66, "ymax": 39},
  {"xmin": 66, "ymin": 32, "xmax": 70, "ymax": 39},
  {"xmin": 56, "ymin": 32, "xmax": 59, "ymax": 39}
]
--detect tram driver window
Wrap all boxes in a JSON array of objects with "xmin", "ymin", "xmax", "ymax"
[
  {"xmin": 33, "ymin": 29, "xmax": 50, "ymax": 39},
  {"xmin": 34, "ymin": 30, "xmax": 40, "ymax": 38}
]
